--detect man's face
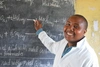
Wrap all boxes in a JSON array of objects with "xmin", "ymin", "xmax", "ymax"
[{"xmin": 63, "ymin": 16, "xmax": 87, "ymax": 42}]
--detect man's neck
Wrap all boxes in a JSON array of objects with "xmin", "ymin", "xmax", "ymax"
[{"xmin": 68, "ymin": 42, "xmax": 77, "ymax": 47}]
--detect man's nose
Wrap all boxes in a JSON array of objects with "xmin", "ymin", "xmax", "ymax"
[{"xmin": 68, "ymin": 25, "xmax": 74, "ymax": 31}]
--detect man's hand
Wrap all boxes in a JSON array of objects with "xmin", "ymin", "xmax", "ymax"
[{"xmin": 34, "ymin": 20, "xmax": 42, "ymax": 31}]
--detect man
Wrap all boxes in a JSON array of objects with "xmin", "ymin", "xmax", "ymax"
[{"xmin": 34, "ymin": 14, "xmax": 99, "ymax": 67}]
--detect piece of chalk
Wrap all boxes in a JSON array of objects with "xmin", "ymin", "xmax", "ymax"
[
  {"xmin": 33, "ymin": 19, "xmax": 36, "ymax": 22},
  {"xmin": 26, "ymin": 19, "xmax": 35, "ymax": 22}
]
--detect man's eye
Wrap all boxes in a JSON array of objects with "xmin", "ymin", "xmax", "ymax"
[
  {"xmin": 66, "ymin": 24, "xmax": 70, "ymax": 26},
  {"xmin": 74, "ymin": 25, "xmax": 78, "ymax": 28}
]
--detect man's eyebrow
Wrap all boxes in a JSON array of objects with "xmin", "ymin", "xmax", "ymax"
[{"xmin": 66, "ymin": 21, "xmax": 70, "ymax": 23}]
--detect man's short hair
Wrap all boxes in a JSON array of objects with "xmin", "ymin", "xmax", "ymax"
[{"xmin": 72, "ymin": 14, "xmax": 88, "ymax": 30}]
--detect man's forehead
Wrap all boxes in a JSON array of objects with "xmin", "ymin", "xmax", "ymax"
[
  {"xmin": 66, "ymin": 14, "xmax": 88, "ymax": 29},
  {"xmin": 67, "ymin": 16, "xmax": 84, "ymax": 23}
]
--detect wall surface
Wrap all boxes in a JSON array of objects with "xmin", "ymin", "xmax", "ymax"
[{"xmin": 75, "ymin": 0, "xmax": 100, "ymax": 65}]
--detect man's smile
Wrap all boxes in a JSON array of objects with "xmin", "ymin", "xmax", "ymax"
[{"xmin": 67, "ymin": 32, "xmax": 73, "ymax": 36}]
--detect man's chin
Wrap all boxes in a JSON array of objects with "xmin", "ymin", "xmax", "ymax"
[{"xmin": 65, "ymin": 38, "xmax": 76, "ymax": 43}]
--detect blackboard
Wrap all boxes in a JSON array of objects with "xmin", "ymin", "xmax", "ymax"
[{"xmin": 0, "ymin": 0, "xmax": 74, "ymax": 67}]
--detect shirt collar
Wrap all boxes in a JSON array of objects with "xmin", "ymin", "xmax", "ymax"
[
  {"xmin": 64, "ymin": 36, "xmax": 87, "ymax": 48},
  {"xmin": 76, "ymin": 37, "xmax": 86, "ymax": 48}
]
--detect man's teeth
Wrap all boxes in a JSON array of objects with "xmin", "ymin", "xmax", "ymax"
[{"xmin": 67, "ymin": 32, "xmax": 73, "ymax": 35}]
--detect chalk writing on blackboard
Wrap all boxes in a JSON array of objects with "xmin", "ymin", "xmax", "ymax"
[
  {"xmin": 0, "ymin": 1, "xmax": 6, "ymax": 9},
  {"xmin": 0, "ymin": 58, "xmax": 53, "ymax": 67},
  {"xmin": 0, "ymin": 0, "xmax": 74, "ymax": 67},
  {"xmin": 0, "ymin": 44, "xmax": 52, "ymax": 57}
]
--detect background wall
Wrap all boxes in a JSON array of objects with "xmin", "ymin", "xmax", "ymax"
[{"xmin": 75, "ymin": 0, "xmax": 100, "ymax": 65}]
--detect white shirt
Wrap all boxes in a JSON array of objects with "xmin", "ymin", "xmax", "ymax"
[{"xmin": 38, "ymin": 31, "xmax": 99, "ymax": 67}]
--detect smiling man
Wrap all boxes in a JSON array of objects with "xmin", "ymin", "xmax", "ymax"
[
  {"xmin": 34, "ymin": 14, "xmax": 99, "ymax": 67},
  {"xmin": 63, "ymin": 15, "xmax": 88, "ymax": 47}
]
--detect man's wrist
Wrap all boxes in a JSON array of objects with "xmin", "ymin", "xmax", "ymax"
[{"xmin": 36, "ymin": 28, "xmax": 43, "ymax": 35}]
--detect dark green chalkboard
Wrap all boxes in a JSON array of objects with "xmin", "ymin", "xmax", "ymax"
[{"xmin": 0, "ymin": 0, "xmax": 74, "ymax": 67}]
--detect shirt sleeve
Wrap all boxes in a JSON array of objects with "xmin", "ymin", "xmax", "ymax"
[
  {"xmin": 37, "ymin": 31, "xmax": 60, "ymax": 55},
  {"xmin": 36, "ymin": 28, "xmax": 43, "ymax": 35}
]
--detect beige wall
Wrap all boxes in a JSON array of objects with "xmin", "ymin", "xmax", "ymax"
[{"xmin": 74, "ymin": 0, "xmax": 100, "ymax": 66}]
